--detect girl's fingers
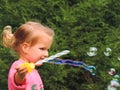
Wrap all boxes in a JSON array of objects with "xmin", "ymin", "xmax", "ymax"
[{"xmin": 16, "ymin": 66, "xmax": 28, "ymax": 74}]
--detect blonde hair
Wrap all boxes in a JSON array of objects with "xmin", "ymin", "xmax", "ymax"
[
  {"xmin": 2, "ymin": 21, "xmax": 54, "ymax": 53},
  {"xmin": 2, "ymin": 25, "xmax": 14, "ymax": 47}
]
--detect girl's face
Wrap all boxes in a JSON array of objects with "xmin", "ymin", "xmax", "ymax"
[{"xmin": 23, "ymin": 32, "xmax": 53, "ymax": 63}]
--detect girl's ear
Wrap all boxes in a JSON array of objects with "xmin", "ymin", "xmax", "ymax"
[{"xmin": 21, "ymin": 43, "xmax": 30, "ymax": 54}]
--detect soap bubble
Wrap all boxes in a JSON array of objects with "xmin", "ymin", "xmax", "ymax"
[
  {"xmin": 110, "ymin": 79, "xmax": 120, "ymax": 87},
  {"xmin": 113, "ymin": 75, "xmax": 119, "ymax": 81},
  {"xmin": 117, "ymin": 57, "xmax": 120, "ymax": 61},
  {"xmin": 107, "ymin": 85, "xmax": 117, "ymax": 90},
  {"xmin": 87, "ymin": 47, "xmax": 97, "ymax": 56},
  {"xmin": 107, "ymin": 74, "xmax": 120, "ymax": 90},
  {"xmin": 108, "ymin": 68, "xmax": 116, "ymax": 75},
  {"xmin": 104, "ymin": 48, "xmax": 112, "ymax": 56}
]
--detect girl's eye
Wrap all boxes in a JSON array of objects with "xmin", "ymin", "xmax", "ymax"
[
  {"xmin": 39, "ymin": 47, "xmax": 49, "ymax": 51},
  {"xmin": 39, "ymin": 48, "xmax": 45, "ymax": 50}
]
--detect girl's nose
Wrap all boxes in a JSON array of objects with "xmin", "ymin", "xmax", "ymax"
[{"xmin": 44, "ymin": 50, "xmax": 48, "ymax": 58}]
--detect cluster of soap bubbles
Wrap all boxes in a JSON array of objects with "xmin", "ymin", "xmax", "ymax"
[
  {"xmin": 86, "ymin": 46, "xmax": 120, "ymax": 62},
  {"xmin": 87, "ymin": 47, "xmax": 120, "ymax": 90},
  {"xmin": 87, "ymin": 47, "xmax": 112, "ymax": 57},
  {"xmin": 107, "ymin": 68, "xmax": 120, "ymax": 90}
]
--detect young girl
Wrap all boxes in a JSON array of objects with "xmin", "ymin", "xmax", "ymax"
[{"xmin": 2, "ymin": 21, "xmax": 54, "ymax": 90}]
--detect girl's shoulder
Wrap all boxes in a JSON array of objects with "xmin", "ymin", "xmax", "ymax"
[{"xmin": 10, "ymin": 59, "xmax": 24, "ymax": 68}]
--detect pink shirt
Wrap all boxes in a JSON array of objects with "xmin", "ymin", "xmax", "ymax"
[{"xmin": 8, "ymin": 60, "xmax": 44, "ymax": 90}]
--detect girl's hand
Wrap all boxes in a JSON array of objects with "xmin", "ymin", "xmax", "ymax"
[
  {"xmin": 15, "ymin": 65, "xmax": 28, "ymax": 85},
  {"xmin": 14, "ymin": 62, "xmax": 41, "ymax": 85}
]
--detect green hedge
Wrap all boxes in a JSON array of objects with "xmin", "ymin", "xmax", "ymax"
[{"xmin": 0, "ymin": 0, "xmax": 120, "ymax": 89}]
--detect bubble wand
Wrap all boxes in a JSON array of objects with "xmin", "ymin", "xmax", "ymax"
[
  {"xmin": 35, "ymin": 50, "xmax": 70, "ymax": 65},
  {"xmin": 19, "ymin": 50, "xmax": 70, "ymax": 73},
  {"xmin": 20, "ymin": 50, "xmax": 96, "ymax": 75}
]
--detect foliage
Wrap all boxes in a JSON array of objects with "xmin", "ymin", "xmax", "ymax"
[{"xmin": 0, "ymin": 0, "xmax": 120, "ymax": 89}]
